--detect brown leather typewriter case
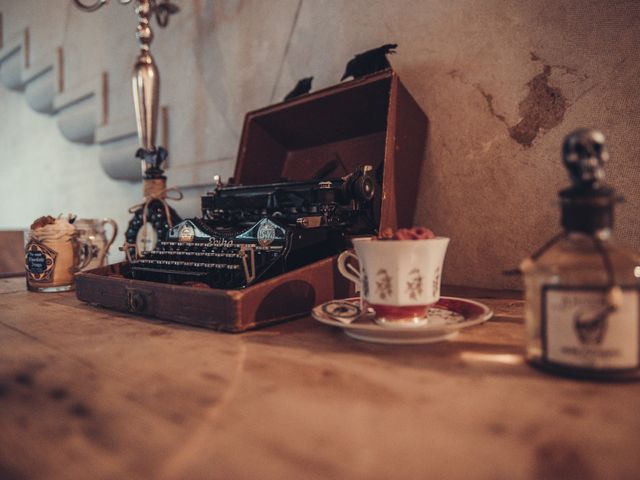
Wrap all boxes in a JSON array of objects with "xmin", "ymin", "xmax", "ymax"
[{"xmin": 75, "ymin": 70, "xmax": 427, "ymax": 331}]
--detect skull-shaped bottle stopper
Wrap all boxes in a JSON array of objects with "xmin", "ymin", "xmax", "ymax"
[
  {"xmin": 562, "ymin": 128, "xmax": 610, "ymax": 186},
  {"xmin": 559, "ymin": 128, "xmax": 616, "ymax": 234}
]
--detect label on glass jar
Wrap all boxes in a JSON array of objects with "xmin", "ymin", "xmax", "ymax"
[
  {"xmin": 24, "ymin": 240, "xmax": 57, "ymax": 282},
  {"xmin": 542, "ymin": 286, "xmax": 639, "ymax": 370}
]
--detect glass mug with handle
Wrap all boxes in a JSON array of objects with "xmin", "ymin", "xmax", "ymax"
[
  {"xmin": 337, "ymin": 236, "xmax": 450, "ymax": 326},
  {"xmin": 25, "ymin": 216, "xmax": 94, "ymax": 292},
  {"xmin": 74, "ymin": 218, "xmax": 118, "ymax": 270}
]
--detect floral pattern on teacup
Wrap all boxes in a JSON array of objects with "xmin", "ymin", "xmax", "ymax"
[
  {"xmin": 432, "ymin": 266, "xmax": 441, "ymax": 297},
  {"xmin": 362, "ymin": 268, "xmax": 370, "ymax": 297},
  {"xmin": 376, "ymin": 269, "xmax": 393, "ymax": 299},
  {"xmin": 406, "ymin": 268, "xmax": 423, "ymax": 300}
]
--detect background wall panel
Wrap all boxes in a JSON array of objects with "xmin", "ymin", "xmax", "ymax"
[{"xmin": 1, "ymin": 0, "xmax": 638, "ymax": 288}]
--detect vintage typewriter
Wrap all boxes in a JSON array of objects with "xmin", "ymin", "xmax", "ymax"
[{"xmin": 126, "ymin": 165, "xmax": 378, "ymax": 289}]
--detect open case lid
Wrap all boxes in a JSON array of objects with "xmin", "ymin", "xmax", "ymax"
[{"xmin": 233, "ymin": 70, "xmax": 428, "ymax": 232}]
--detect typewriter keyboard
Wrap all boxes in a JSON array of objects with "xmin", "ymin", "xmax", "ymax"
[{"xmin": 129, "ymin": 240, "xmax": 285, "ymax": 289}]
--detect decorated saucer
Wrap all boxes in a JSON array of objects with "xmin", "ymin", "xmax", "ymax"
[{"xmin": 312, "ymin": 297, "xmax": 493, "ymax": 344}]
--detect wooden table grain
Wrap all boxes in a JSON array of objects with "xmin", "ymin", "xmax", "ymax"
[{"xmin": 1, "ymin": 277, "xmax": 639, "ymax": 480}]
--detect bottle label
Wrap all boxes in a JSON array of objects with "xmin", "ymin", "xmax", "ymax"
[
  {"xmin": 136, "ymin": 223, "xmax": 158, "ymax": 254},
  {"xmin": 542, "ymin": 286, "xmax": 639, "ymax": 370}
]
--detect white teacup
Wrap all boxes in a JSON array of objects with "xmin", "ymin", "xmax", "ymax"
[{"xmin": 338, "ymin": 236, "xmax": 449, "ymax": 326}]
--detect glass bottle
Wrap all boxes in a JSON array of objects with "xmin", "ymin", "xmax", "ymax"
[
  {"xmin": 124, "ymin": 149, "xmax": 182, "ymax": 259},
  {"xmin": 523, "ymin": 129, "xmax": 640, "ymax": 380}
]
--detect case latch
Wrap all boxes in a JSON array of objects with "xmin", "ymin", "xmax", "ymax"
[{"xmin": 126, "ymin": 287, "xmax": 154, "ymax": 314}]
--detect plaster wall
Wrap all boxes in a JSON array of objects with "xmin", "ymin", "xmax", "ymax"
[{"xmin": 1, "ymin": 0, "xmax": 639, "ymax": 288}]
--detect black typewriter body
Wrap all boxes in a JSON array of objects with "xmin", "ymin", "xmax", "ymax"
[{"xmin": 127, "ymin": 165, "xmax": 378, "ymax": 289}]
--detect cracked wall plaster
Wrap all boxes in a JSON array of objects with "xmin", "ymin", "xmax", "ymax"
[{"xmin": 508, "ymin": 65, "xmax": 567, "ymax": 147}]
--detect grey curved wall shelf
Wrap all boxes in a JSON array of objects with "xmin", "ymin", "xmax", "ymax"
[{"xmin": 0, "ymin": 24, "xmax": 167, "ymax": 182}]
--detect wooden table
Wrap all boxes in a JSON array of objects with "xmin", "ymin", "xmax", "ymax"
[{"xmin": 1, "ymin": 277, "xmax": 639, "ymax": 480}]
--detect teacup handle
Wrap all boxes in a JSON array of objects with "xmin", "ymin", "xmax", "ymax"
[
  {"xmin": 337, "ymin": 250, "xmax": 361, "ymax": 292},
  {"xmin": 98, "ymin": 218, "xmax": 118, "ymax": 265}
]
